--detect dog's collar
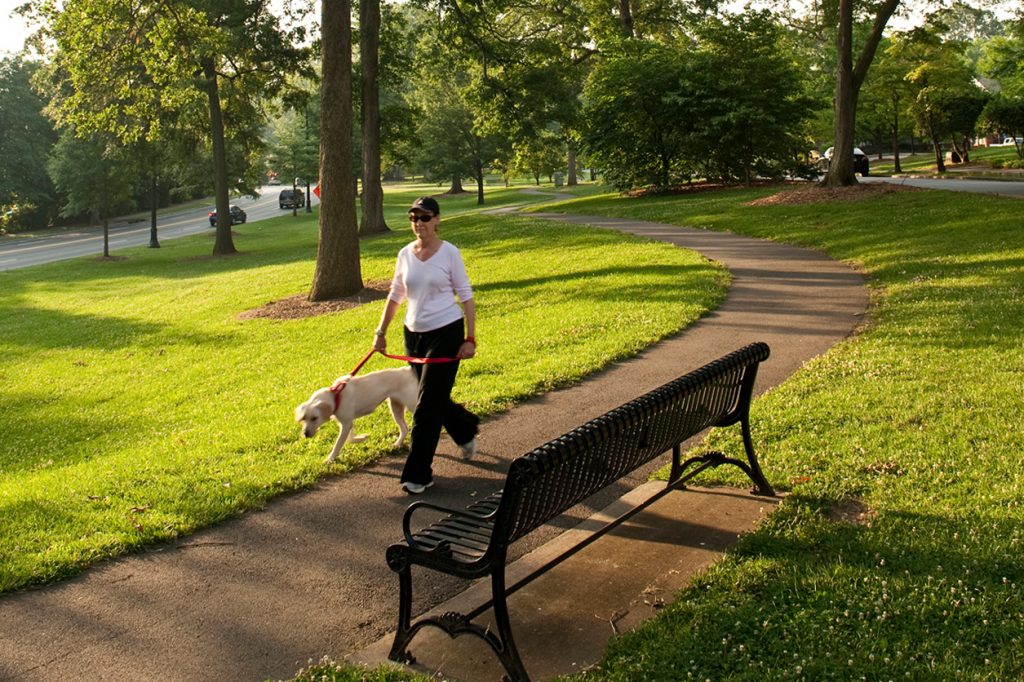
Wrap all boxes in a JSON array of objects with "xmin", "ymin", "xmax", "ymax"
[{"xmin": 329, "ymin": 378, "xmax": 349, "ymax": 412}]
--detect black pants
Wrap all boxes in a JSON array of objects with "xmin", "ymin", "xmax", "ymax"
[{"xmin": 401, "ymin": 318, "xmax": 479, "ymax": 485}]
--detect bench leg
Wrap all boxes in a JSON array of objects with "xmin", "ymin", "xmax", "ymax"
[
  {"xmin": 388, "ymin": 560, "xmax": 417, "ymax": 664},
  {"xmin": 491, "ymin": 565, "xmax": 531, "ymax": 682},
  {"xmin": 741, "ymin": 414, "xmax": 775, "ymax": 496}
]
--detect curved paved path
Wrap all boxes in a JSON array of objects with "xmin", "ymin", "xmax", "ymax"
[{"xmin": 0, "ymin": 213, "xmax": 868, "ymax": 682}]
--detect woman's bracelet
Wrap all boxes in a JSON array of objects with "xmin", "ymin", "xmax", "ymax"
[
  {"xmin": 465, "ymin": 336, "xmax": 475, "ymax": 344},
  {"xmin": 375, "ymin": 329, "xmax": 386, "ymax": 337}
]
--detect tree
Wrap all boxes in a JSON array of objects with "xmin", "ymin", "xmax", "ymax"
[
  {"xmin": 267, "ymin": 106, "xmax": 319, "ymax": 216},
  {"xmin": 980, "ymin": 15, "xmax": 1024, "ymax": 97},
  {"xmin": 944, "ymin": 89, "xmax": 990, "ymax": 162},
  {"xmin": 511, "ymin": 133, "xmax": 565, "ymax": 185},
  {"xmin": 309, "ymin": 0, "xmax": 362, "ymax": 301},
  {"xmin": 405, "ymin": 61, "xmax": 501, "ymax": 202},
  {"xmin": 419, "ymin": 0, "xmax": 589, "ymax": 200},
  {"xmin": 580, "ymin": 42, "xmax": 690, "ymax": 191},
  {"xmin": 47, "ymin": 130, "xmax": 134, "ymax": 257},
  {"xmin": 367, "ymin": 3, "xmax": 418, "ymax": 180},
  {"xmin": 40, "ymin": 0, "xmax": 309, "ymax": 256},
  {"xmin": 358, "ymin": 0, "xmax": 388, "ymax": 235},
  {"xmin": 818, "ymin": 0, "xmax": 900, "ymax": 187},
  {"xmin": 580, "ymin": 13, "xmax": 813, "ymax": 191},
  {"xmin": 859, "ymin": 37, "xmax": 916, "ymax": 172},
  {"xmin": 690, "ymin": 12, "xmax": 816, "ymax": 185},
  {"xmin": 0, "ymin": 57, "xmax": 57, "ymax": 231},
  {"xmin": 893, "ymin": 22, "xmax": 978, "ymax": 172},
  {"xmin": 981, "ymin": 95, "xmax": 1024, "ymax": 158}
]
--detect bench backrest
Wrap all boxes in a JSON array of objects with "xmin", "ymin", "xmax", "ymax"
[{"xmin": 494, "ymin": 342, "xmax": 769, "ymax": 546}]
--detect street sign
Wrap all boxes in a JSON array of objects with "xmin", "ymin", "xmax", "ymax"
[{"xmin": 313, "ymin": 183, "xmax": 321, "ymax": 199}]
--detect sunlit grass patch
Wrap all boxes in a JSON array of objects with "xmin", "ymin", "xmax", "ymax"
[
  {"xmin": 0, "ymin": 194, "xmax": 726, "ymax": 593},
  {"xmin": 535, "ymin": 185, "xmax": 1024, "ymax": 680}
]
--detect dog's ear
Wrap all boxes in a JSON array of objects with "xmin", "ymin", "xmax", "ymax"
[
  {"xmin": 295, "ymin": 401, "xmax": 310, "ymax": 422},
  {"xmin": 314, "ymin": 397, "xmax": 335, "ymax": 417}
]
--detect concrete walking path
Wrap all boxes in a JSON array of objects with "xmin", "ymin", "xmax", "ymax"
[{"xmin": 0, "ymin": 212, "xmax": 868, "ymax": 682}]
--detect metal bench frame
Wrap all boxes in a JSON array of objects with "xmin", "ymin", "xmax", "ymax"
[{"xmin": 386, "ymin": 342, "xmax": 775, "ymax": 681}]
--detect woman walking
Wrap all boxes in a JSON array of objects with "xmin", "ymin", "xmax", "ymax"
[{"xmin": 373, "ymin": 197, "xmax": 479, "ymax": 494}]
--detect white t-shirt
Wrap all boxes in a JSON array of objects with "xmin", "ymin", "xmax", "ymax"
[{"xmin": 388, "ymin": 241, "xmax": 474, "ymax": 332}]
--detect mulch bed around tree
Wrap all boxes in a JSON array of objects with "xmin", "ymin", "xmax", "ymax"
[
  {"xmin": 238, "ymin": 280, "xmax": 391, "ymax": 321},
  {"xmin": 746, "ymin": 181, "xmax": 921, "ymax": 206}
]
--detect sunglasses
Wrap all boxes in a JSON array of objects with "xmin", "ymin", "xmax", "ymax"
[{"xmin": 409, "ymin": 213, "xmax": 435, "ymax": 223}]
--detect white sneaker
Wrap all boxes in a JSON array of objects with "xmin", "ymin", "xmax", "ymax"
[
  {"xmin": 400, "ymin": 480, "xmax": 434, "ymax": 495},
  {"xmin": 458, "ymin": 438, "xmax": 477, "ymax": 460}
]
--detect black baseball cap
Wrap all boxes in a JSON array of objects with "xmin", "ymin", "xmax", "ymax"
[{"xmin": 410, "ymin": 196, "xmax": 440, "ymax": 216}]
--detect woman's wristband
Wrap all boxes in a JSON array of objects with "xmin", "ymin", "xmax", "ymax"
[
  {"xmin": 375, "ymin": 329, "xmax": 386, "ymax": 337},
  {"xmin": 464, "ymin": 336, "xmax": 475, "ymax": 344}
]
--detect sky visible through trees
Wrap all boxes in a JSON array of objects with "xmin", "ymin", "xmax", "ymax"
[{"xmin": 0, "ymin": 0, "xmax": 30, "ymax": 55}]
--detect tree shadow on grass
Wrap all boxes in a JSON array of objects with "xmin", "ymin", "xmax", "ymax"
[
  {"xmin": 0, "ymin": 304, "xmax": 226, "ymax": 352},
  {"xmin": 603, "ymin": 497, "xmax": 1024, "ymax": 679}
]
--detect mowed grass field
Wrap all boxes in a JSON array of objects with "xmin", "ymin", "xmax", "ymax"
[{"xmin": 0, "ymin": 185, "xmax": 727, "ymax": 593}]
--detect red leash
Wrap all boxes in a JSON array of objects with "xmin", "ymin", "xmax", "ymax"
[
  {"xmin": 380, "ymin": 352, "xmax": 459, "ymax": 365},
  {"xmin": 328, "ymin": 349, "xmax": 460, "ymax": 411}
]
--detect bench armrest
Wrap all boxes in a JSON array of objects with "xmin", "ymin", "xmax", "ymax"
[{"xmin": 402, "ymin": 501, "xmax": 497, "ymax": 549}]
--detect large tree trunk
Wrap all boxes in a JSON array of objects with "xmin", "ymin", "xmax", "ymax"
[
  {"xmin": 202, "ymin": 59, "xmax": 236, "ymax": 255},
  {"xmin": 359, "ymin": 0, "xmax": 388, "ymax": 235},
  {"xmin": 448, "ymin": 175, "xmax": 464, "ymax": 193},
  {"xmin": 149, "ymin": 172, "xmax": 159, "ymax": 248},
  {"xmin": 891, "ymin": 93, "xmax": 902, "ymax": 174},
  {"xmin": 931, "ymin": 135, "xmax": 946, "ymax": 173},
  {"xmin": 567, "ymin": 144, "xmax": 578, "ymax": 186},
  {"xmin": 619, "ymin": 0, "xmax": 634, "ymax": 37},
  {"xmin": 310, "ymin": 0, "xmax": 362, "ymax": 301},
  {"xmin": 821, "ymin": 0, "xmax": 900, "ymax": 188},
  {"xmin": 475, "ymin": 159, "xmax": 484, "ymax": 205}
]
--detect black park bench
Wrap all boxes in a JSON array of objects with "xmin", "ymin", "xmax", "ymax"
[{"xmin": 385, "ymin": 342, "xmax": 775, "ymax": 681}]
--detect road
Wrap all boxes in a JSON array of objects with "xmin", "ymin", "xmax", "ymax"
[
  {"xmin": 0, "ymin": 186, "xmax": 318, "ymax": 272},
  {"xmin": 862, "ymin": 174, "xmax": 1024, "ymax": 198},
  {"xmin": 3, "ymin": 176, "xmax": 1020, "ymax": 272}
]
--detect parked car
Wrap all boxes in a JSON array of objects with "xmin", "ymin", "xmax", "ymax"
[
  {"xmin": 1003, "ymin": 137, "xmax": 1023, "ymax": 146},
  {"xmin": 279, "ymin": 189, "xmax": 305, "ymax": 209},
  {"xmin": 818, "ymin": 146, "xmax": 870, "ymax": 176},
  {"xmin": 208, "ymin": 205, "xmax": 247, "ymax": 226}
]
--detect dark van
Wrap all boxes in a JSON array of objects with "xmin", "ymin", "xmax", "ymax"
[{"xmin": 279, "ymin": 189, "xmax": 305, "ymax": 209}]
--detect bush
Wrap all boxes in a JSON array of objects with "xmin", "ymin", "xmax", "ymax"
[{"xmin": 578, "ymin": 11, "xmax": 814, "ymax": 192}]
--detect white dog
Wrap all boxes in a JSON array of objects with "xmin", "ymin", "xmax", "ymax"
[{"xmin": 295, "ymin": 366, "xmax": 418, "ymax": 463}]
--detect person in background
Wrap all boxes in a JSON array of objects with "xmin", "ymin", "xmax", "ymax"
[{"xmin": 373, "ymin": 197, "xmax": 479, "ymax": 494}]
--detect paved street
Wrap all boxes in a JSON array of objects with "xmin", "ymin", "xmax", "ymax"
[
  {"xmin": 862, "ymin": 174, "xmax": 1024, "ymax": 198},
  {"xmin": 0, "ymin": 186, "xmax": 318, "ymax": 271}
]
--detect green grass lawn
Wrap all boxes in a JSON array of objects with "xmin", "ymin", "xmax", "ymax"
[
  {"xmin": 523, "ymin": 184, "xmax": 1024, "ymax": 680},
  {"xmin": 0, "ymin": 185, "xmax": 727, "ymax": 593},
  {"xmin": 871, "ymin": 144, "xmax": 1024, "ymax": 175}
]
